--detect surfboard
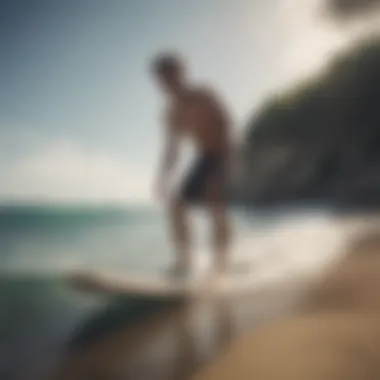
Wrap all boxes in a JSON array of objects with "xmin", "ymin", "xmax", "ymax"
[
  {"xmin": 65, "ymin": 267, "xmax": 256, "ymax": 299},
  {"xmin": 66, "ymin": 270, "xmax": 207, "ymax": 298}
]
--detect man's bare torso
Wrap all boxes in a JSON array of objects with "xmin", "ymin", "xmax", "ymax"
[{"xmin": 167, "ymin": 86, "xmax": 230, "ymax": 156}]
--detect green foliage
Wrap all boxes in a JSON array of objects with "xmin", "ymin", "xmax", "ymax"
[{"xmin": 243, "ymin": 37, "xmax": 380, "ymax": 206}]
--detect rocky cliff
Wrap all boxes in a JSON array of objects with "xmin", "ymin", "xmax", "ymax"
[{"xmin": 238, "ymin": 38, "xmax": 380, "ymax": 208}]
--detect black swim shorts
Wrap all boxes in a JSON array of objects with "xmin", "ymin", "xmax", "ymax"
[{"xmin": 180, "ymin": 153, "xmax": 227, "ymax": 203}]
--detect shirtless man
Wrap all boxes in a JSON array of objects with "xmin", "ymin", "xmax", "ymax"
[{"xmin": 151, "ymin": 52, "xmax": 232, "ymax": 281}]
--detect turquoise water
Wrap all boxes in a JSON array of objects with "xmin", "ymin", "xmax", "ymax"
[
  {"xmin": 0, "ymin": 204, "xmax": 169, "ymax": 274},
  {"xmin": 1, "ymin": 205, "xmax": 181, "ymax": 274},
  {"xmin": 0, "ymin": 204, "xmax": 258, "ymax": 275}
]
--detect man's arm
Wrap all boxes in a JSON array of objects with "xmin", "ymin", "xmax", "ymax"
[{"xmin": 155, "ymin": 110, "xmax": 180, "ymax": 199}]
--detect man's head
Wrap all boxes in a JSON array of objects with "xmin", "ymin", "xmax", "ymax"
[{"xmin": 151, "ymin": 52, "xmax": 186, "ymax": 95}]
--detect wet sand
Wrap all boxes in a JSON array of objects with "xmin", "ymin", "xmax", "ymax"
[
  {"xmin": 50, "ymin": 276, "xmax": 311, "ymax": 380},
  {"xmin": 194, "ymin": 227, "xmax": 380, "ymax": 380}
]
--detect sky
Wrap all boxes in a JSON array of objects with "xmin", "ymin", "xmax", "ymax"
[{"xmin": 1, "ymin": 0, "xmax": 379, "ymax": 204}]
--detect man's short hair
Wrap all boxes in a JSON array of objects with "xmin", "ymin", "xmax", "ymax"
[{"xmin": 151, "ymin": 52, "xmax": 184, "ymax": 75}]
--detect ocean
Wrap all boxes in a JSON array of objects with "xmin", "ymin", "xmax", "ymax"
[
  {"xmin": 0, "ymin": 204, "xmax": 353, "ymax": 380},
  {"xmin": 0, "ymin": 204, "xmax": 261, "ymax": 275}
]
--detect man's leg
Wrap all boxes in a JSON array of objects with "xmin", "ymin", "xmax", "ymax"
[
  {"xmin": 210, "ymin": 201, "xmax": 230, "ymax": 274},
  {"xmin": 169, "ymin": 156, "xmax": 202, "ymax": 276},
  {"xmin": 168, "ymin": 198, "xmax": 191, "ymax": 272},
  {"xmin": 205, "ymin": 178, "xmax": 231, "ymax": 276}
]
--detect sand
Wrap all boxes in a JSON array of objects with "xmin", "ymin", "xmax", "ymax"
[{"xmin": 194, "ymin": 230, "xmax": 380, "ymax": 380}]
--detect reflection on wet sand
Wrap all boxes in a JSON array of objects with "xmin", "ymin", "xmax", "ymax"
[{"xmin": 53, "ymin": 282, "xmax": 305, "ymax": 380}]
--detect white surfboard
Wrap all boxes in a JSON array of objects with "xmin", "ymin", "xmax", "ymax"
[
  {"xmin": 65, "ymin": 267, "xmax": 258, "ymax": 299},
  {"xmin": 66, "ymin": 270, "xmax": 206, "ymax": 298}
]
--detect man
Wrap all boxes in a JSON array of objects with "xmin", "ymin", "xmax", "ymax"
[{"xmin": 151, "ymin": 52, "xmax": 232, "ymax": 282}]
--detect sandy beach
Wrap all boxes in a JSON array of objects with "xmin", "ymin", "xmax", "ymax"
[{"xmin": 194, "ymin": 224, "xmax": 380, "ymax": 380}]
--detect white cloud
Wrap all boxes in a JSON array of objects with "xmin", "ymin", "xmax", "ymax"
[{"xmin": 0, "ymin": 140, "xmax": 152, "ymax": 203}]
